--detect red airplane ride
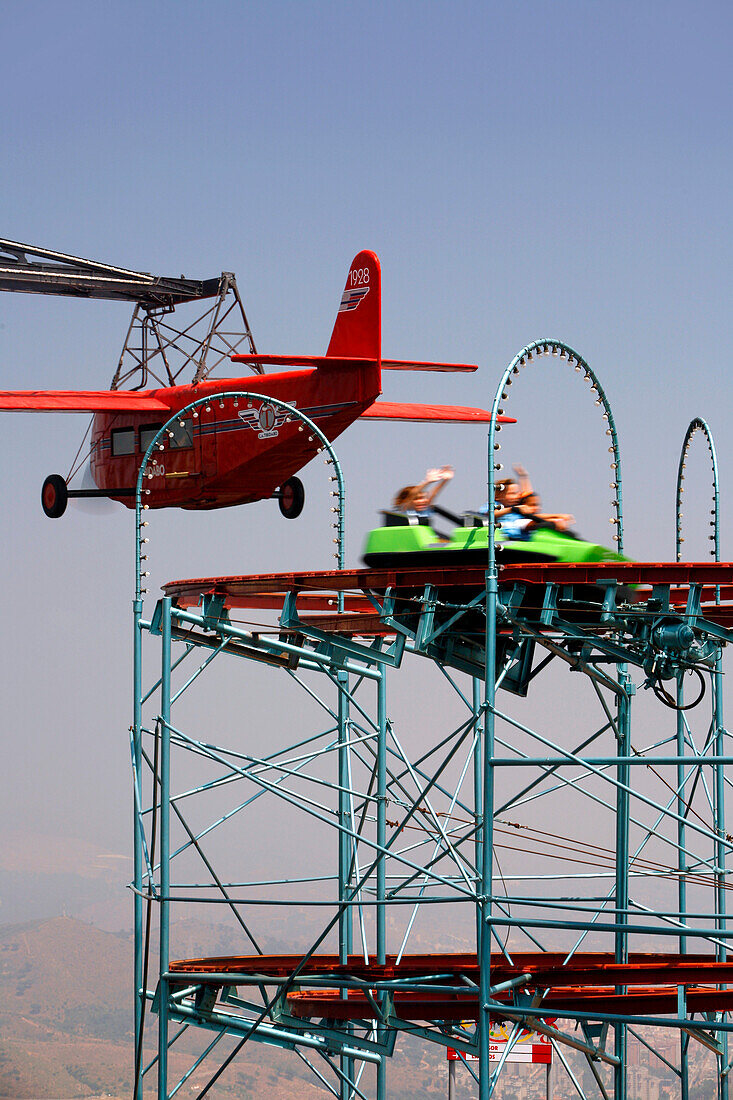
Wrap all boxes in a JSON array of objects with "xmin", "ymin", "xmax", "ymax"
[{"xmin": 0, "ymin": 247, "xmax": 507, "ymax": 519}]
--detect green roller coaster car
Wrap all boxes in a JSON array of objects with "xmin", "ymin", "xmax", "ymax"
[{"xmin": 362, "ymin": 510, "xmax": 627, "ymax": 569}]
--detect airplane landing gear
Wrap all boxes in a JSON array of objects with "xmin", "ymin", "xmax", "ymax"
[
  {"xmin": 278, "ymin": 476, "xmax": 305, "ymax": 519},
  {"xmin": 41, "ymin": 474, "xmax": 69, "ymax": 518}
]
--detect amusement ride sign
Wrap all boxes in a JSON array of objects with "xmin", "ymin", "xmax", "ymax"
[{"xmin": 447, "ymin": 1021, "xmax": 554, "ymax": 1064}]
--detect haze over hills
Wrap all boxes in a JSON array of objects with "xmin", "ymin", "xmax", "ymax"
[
  {"xmin": 0, "ymin": 834, "xmax": 131, "ymax": 930},
  {"xmin": 0, "ymin": 834, "xmax": 724, "ymax": 1097},
  {"xmin": 0, "ymin": 916, "xmax": 132, "ymax": 1099},
  {"xmin": 0, "ymin": 915, "xmax": 453, "ymax": 1100},
  {"xmin": 0, "ymin": 907, "xmax": 721, "ymax": 1097}
]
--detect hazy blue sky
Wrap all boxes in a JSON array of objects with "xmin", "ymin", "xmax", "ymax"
[{"xmin": 1, "ymin": 0, "xmax": 732, "ymax": 878}]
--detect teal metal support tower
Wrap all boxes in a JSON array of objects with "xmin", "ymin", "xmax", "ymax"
[{"xmin": 129, "ymin": 358, "xmax": 733, "ymax": 1099}]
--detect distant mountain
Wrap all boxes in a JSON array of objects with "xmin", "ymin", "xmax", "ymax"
[
  {"xmin": 0, "ymin": 833, "xmax": 131, "ymax": 929},
  {"xmin": 0, "ymin": 913, "xmax": 714, "ymax": 1099},
  {"xmin": 0, "ymin": 916, "xmax": 448, "ymax": 1099},
  {"xmin": 0, "ymin": 837, "xmax": 707, "ymax": 1098},
  {"xmin": 0, "ymin": 916, "xmax": 132, "ymax": 1098}
]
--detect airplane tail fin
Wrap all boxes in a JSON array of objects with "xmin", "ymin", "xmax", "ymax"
[
  {"xmin": 231, "ymin": 252, "xmax": 478, "ymax": 384},
  {"xmin": 326, "ymin": 250, "xmax": 381, "ymax": 362}
]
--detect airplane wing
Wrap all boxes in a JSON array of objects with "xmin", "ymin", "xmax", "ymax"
[
  {"xmin": 0, "ymin": 390, "xmax": 511, "ymax": 422},
  {"xmin": 382, "ymin": 359, "xmax": 477, "ymax": 373},
  {"xmin": 0, "ymin": 390, "xmax": 170, "ymax": 412},
  {"xmin": 361, "ymin": 401, "xmax": 515, "ymax": 423},
  {"xmin": 231, "ymin": 354, "xmax": 477, "ymax": 373}
]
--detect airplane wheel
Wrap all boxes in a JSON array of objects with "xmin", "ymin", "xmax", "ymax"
[
  {"xmin": 278, "ymin": 476, "xmax": 305, "ymax": 519},
  {"xmin": 41, "ymin": 474, "xmax": 68, "ymax": 518}
]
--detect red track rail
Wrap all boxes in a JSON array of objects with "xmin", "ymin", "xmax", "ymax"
[
  {"xmin": 285, "ymin": 986, "xmax": 733, "ymax": 1021},
  {"xmin": 162, "ymin": 561, "xmax": 733, "ymax": 628},
  {"xmin": 169, "ymin": 950, "xmax": 733, "ymax": 985},
  {"xmin": 169, "ymin": 951, "xmax": 733, "ymax": 1021}
]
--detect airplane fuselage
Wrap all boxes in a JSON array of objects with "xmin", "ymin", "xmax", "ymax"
[{"xmin": 90, "ymin": 363, "xmax": 380, "ymax": 509}]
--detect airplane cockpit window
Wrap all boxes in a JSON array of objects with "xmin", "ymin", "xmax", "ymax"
[
  {"xmin": 111, "ymin": 427, "xmax": 136, "ymax": 456},
  {"xmin": 140, "ymin": 423, "xmax": 164, "ymax": 454},
  {"xmin": 168, "ymin": 418, "xmax": 194, "ymax": 449}
]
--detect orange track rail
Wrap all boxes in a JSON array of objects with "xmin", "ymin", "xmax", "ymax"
[
  {"xmin": 168, "ymin": 951, "xmax": 733, "ymax": 1021},
  {"xmin": 163, "ymin": 561, "xmax": 733, "ymax": 628}
]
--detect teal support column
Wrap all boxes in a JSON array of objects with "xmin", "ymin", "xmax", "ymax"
[
  {"xmin": 715, "ymin": 651, "xmax": 729, "ymax": 1100},
  {"xmin": 376, "ymin": 670, "xmax": 387, "ymax": 1100},
  {"xmin": 479, "ymin": 365, "xmax": 501, "ymax": 1100},
  {"xmin": 157, "ymin": 596, "xmax": 172, "ymax": 1100},
  {"xmin": 132, "ymin": 597, "xmax": 143, "ymax": 1100},
  {"xmin": 677, "ymin": 673, "xmax": 689, "ymax": 1100},
  {"xmin": 614, "ymin": 673, "xmax": 631, "ymax": 1099},
  {"xmin": 337, "ymin": 668, "xmax": 354, "ymax": 1100},
  {"xmin": 338, "ymin": 669, "xmax": 353, "ymax": 961},
  {"xmin": 133, "ymin": 453, "xmax": 150, "ymax": 1100},
  {"xmin": 676, "ymin": 676, "xmax": 688, "ymax": 954},
  {"xmin": 376, "ymin": 670, "xmax": 387, "ymax": 963},
  {"xmin": 472, "ymin": 678, "xmax": 484, "ymax": 955},
  {"xmin": 479, "ymin": 566, "xmax": 497, "ymax": 1100}
]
